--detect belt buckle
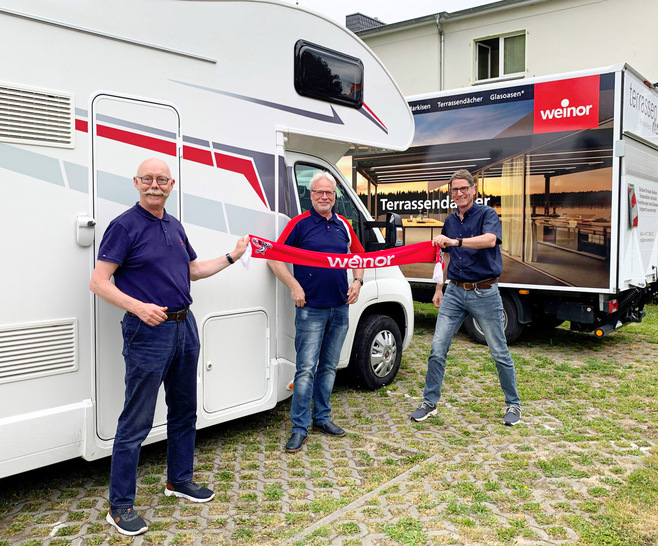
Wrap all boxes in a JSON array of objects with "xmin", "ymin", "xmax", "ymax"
[{"xmin": 169, "ymin": 309, "xmax": 186, "ymax": 321}]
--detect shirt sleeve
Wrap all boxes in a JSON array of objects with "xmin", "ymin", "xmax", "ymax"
[
  {"xmin": 346, "ymin": 221, "xmax": 364, "ymax": 253},
  {"xmin": 184, "ymin": 235, "xmax": 197, "ymax": 262},
  {"xmin": 97, "ymin": 221, "xmax": 131, "ymax": 266},
  {"xmin": 482, "ymin": 207, "xmax": 503, "ymax": 244},
  {"xmin": 276, "ymin": 212, "xmax": 308, "ymax": 247}
]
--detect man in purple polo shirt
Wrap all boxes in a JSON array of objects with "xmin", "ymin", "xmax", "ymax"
[
  {"xmin": 410, "ymin": 169, "xmax": 521, "ymax": 426},
  {"xmin": 90, "ymin": 158, "xmax": 248, "ymax": 536},
  {"xmin": 268, "ymin": 171, "xmax": 364, "ymax": 453}
]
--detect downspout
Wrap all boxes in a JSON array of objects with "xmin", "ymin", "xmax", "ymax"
[{"xmin": 435, "ymin": 14, "xmax": 445, "ymax": 91}]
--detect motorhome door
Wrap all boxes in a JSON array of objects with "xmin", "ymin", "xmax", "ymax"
[{"xmin": 91, "ymin": 94, "xmax": 181, "ymax": 441}]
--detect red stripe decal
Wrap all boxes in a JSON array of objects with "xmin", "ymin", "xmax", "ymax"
[
  {"xmin": 75, "ymin": 117, "xmax": 268, "ymax": 209},
  {"xmin": 214, "ymin": 152, "xmax": 267, "ymax": 207},
  {"xmin": 183, "ymin": 145, "xmax": 214, "ymax": 166},
  {"xmin": 363, "ymin": 103, "xmax": 387, "ymax": 130},
  {"xmin": 96, "ymin": 125, "xmax": 176, "ymax": 156}
]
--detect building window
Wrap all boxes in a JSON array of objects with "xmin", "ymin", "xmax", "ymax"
[{"xmin": 475, "ymin": 33, "xmax": 525, "ymax": 82}]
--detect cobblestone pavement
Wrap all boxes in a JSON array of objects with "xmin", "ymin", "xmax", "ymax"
[{"xmin": 1, "ymin": 320, "xmax": 657, "ymax": 545}]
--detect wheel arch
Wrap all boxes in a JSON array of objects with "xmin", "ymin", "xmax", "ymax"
[
  {"xmin": 502, "ymin": 288, "xmax": 532, "ymax": 325},
  {"xmin": 355, "ymin": 301, "xmax": 409, "ymax": 344}
]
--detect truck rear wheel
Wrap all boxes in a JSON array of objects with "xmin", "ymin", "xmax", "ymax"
[
  {"xmin": 463, "ymin": 292, "xmax": 524, "ymax": 345},
  {"xmin": 349, "ymin": 314, "xmax": 402, "ymax": 390}
]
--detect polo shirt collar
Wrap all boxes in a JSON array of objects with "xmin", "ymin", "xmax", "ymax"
[
  {"xmin": 310, "ymin": 207, "xmax": 338, "ymax": 224},
  {"xmin": 456, "ymin": 201, "xmax": 481, "ymax": 220},
  {"xmin": 134, "ymin": 203, "xmax": 170, "ymax": 222}
]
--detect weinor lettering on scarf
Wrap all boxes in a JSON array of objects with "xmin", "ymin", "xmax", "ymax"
[{"xmin": 246, "ymin": 235, "xmax": 443, "ymax": 281}]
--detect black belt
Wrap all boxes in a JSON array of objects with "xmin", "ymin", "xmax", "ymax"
[
  {"xmin": 450, "ymin": 278, "xmax": 498, "ymax": 290},
  {"xmin": 126, "ymin": 308, "xmax": 189, "ymax": 321}
]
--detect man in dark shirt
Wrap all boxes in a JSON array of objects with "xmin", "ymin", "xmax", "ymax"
[
  {"xmin": 410, "ymin": 169, "xmax": 521, "ymax": 426},
  {"xmin": 90, "ymin": 158, "xmax": 247, "ymax": 536},
  {"xmin": 268, "ymin": 171, "xmax": 364, "ymax": 453}
]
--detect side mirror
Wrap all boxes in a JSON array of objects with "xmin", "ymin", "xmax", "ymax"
[{"xmin": 385, "ymin": 212, "xmax": 404, "ymax": 247}]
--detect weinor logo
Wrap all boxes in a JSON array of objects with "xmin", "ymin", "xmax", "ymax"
[{"xmin": 533, "ymin": 75, "xmax": 600, "ymax": 134}]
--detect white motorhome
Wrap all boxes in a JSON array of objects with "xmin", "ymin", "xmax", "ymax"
[
  {"xmin": 354, "ymin": 64, "xmax": 658, "ymax": 342},
  {"xmin": 0, "ymin": 0, "xmax": 415, "ymax": 478}
]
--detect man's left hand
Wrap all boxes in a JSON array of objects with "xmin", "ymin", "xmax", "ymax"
[{"xmin": 346, "ymin": 280, "xmax": 361, "ymax": 305}]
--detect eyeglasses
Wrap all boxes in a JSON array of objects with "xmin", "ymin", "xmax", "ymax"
[
  {"xmin": 311, "ymin": 190, "xmax": 336, "ymax": 197},
  {"xmin": 450, "ymin": 185, "xmax": 473, "ymax": 195},
  {"xmin": 137, "ymin": 176, "xmax": 171, "ymax": 185}
]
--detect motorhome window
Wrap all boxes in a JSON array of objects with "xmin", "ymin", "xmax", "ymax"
[
  {"xmin": 294, "ymin": 163, "xmax": 361, "ymax": 239},
  {"xmin": 294, "ymin": 41, "xmax": 363, "ymax": 108},
  {"xmin": 475, "ymin": 33, "xmax": 525, "ymax": 83}
]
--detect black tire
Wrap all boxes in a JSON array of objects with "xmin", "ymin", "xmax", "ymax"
[
  {"xmin": 463, "ymin": 292, "xmax": 524, "ymax": 345},
  {"xmin": 348, "ymin": 314, "xmax": 402, "ymax": 390}
]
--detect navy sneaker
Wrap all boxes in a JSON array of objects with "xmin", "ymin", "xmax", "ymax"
[
  {"xmin": 503, "ymin": 406, "xmax": 521, "ymax": 426},
  {"xmin": 410, "ymin": 401, "xmax": 438, "ymax": 422},
  {"xmin": 165, "ymin": 481, "xmax": 215, "ymax": 503},
  {"xmin": 106, "ymin": 507, "xmax": 148, "ymax": 536}
]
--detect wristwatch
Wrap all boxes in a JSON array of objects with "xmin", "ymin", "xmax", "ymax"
[
  {"xmin": 456, "ymin": 238, "xmax": 463, "ymax": 247},
  {"xmin": 353, "ymin": 277, "xmax": 364, "ymax": 285}
]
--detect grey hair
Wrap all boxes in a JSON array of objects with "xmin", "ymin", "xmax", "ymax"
[
  {"xmin": 309, "ymin": 171, "xmax": 337, "ymax": 191},
  {"xmin": 449, "ymin": 169, "xmax": 475, "ymax": 186}
]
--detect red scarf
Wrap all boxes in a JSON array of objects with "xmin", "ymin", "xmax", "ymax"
[{"xmin": 248, "ymin": 235, "xmax": 441, "ymax": 269}]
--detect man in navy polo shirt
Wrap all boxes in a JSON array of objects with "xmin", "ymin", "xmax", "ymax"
[
  {"xmin": 410, "ymin": 169, "xmax": 521, "ymax": 426},
  {"xmin": 90, "ymin": 158, "xmax": 248, "ymax": 536},
  {"xmin": 268, "ymin": 171, "xmax": 364, "ymax": 453}
]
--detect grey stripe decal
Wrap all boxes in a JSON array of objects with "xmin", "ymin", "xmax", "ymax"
[
  {"xmin": 96, "ymin": 172, "xmax": 179, "ymax": 218},
  {"xmin": 171, "ymin": 80, "xmax": 344, "ymax": 125},
  {"xmin": 183, "ymin": 135, "xmax": 211, "ymax": 148},
  {"xmin": 64, "ymin": 161, "xmax": 88, "ymax": 193},
  {"xmin": 359, "ymin": 107, "xmax": 388, "ymax": 135},
  {"xmin": 95, "ymin": 114, "xmax": 177, "ymax": 140},
  {"xmin": 225, "ymin": 204, "xmax": 276, "ymax": 240},
  {"xmin": 184, "ymin": 194, "xmax": 227, "ymax": 233},
  {"xmin": 212, "ymin": 142, "xmax": 275, "ymax": 209},
  {"xmin": 96, "ymin": 172, "xmax": 138, "ymax": 207},
  {"xmin": 0, "ymin": 143, "xmax": 64, "ymax": 186}
]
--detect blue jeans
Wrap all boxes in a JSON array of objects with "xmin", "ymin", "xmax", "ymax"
[
  {"xmin": 291, "ymin": 305, "xmax": 349, "ymax": 436},
  {"xmin": 109, "ymin": 312, "xmax": 200, "ymax": 509},
  {"xmin": 423, "ymin": 283, "xmax": 520, "ymax": 408}
]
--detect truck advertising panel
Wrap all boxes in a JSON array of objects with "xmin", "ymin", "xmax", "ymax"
[{"xmin": 355, "ymin": 70, "xmax": 617, "ymax": 290}]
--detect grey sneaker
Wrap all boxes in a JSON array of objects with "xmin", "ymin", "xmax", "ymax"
[
  {"xmin": 503, "ymin": 406, "xmax": 521, "ymax": 426},
  {"xmin": 410, "ymin": 401, "xmax": 438, "ymax": 422},
  {"xmin": 106, "ymin": 507, "xmax": 148, "ymax": 536},
  {"xmin": 165, "ymin": 481, "xmax": 215, "ymax": 503}
]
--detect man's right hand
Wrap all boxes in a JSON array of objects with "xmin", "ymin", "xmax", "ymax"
[
  {"xmin": 291, "ymin": 286, "xmax": 306, "ymax": 308},
  {"xmin": 135, "ymin": 303, "xmax": 169, "ymax": 326}
]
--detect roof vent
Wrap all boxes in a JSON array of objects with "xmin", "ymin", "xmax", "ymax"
[{"xmin": 0, "ymin": 82, "xmax": 74, "ymax": 148}]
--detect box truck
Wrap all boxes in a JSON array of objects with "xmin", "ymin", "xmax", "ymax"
[
  {"xmin": 354, "ymin": 63, "xmax": 658, "ymax": 343},
  {"xmin": 0, "ymin": 0, "xmax": 415, "ymax": 478}
]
